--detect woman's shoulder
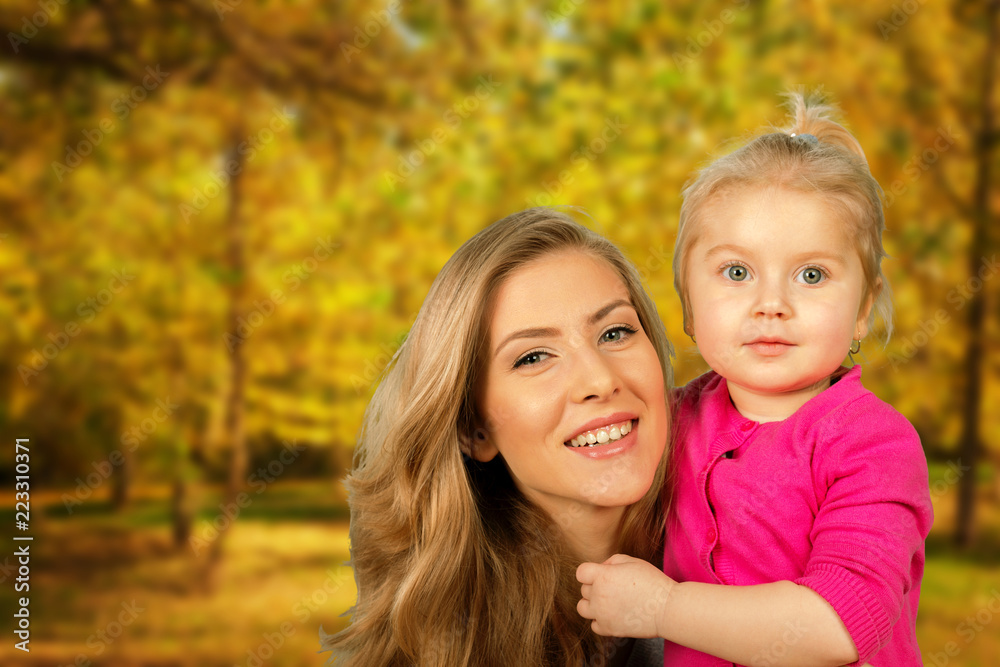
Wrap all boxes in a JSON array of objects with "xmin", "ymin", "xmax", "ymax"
[
  {"xmin": 670, "ymin": 370, "xmax": 724, "ymax": 404},
  {"xmin": 670, "ymin": 371, "xmax": 729, "ymax": 432}
]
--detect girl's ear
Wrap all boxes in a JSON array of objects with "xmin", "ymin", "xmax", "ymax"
[
  {"xmin": 682, "ymin": 296, "xmax": 695, "ymax": 338},
  {"xmin": 459, "ymin": 427, "xmax": 499, "ymax": 462},
  {"xmin": 856, "ymin": 278, "xmax": 880, "ymax": 338}
]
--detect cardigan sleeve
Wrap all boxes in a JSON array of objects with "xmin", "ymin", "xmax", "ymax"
[{"xmin": 793, "ymin": 397, "xmax": 933, "ymax": 665}]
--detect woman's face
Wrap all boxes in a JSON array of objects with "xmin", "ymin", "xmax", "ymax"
[{"xmin": 474, "ymin": 249, "xmax": 668, "ymax": 526}]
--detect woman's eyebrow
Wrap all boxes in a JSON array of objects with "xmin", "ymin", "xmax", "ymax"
[
  {"xmin": 588, "ymin": 298, "xmax": 633, "ymax": 325},
  {"xmin": 493, "ymin": 327, "xmax": 559, "ymax": 358},
  {"xmin": 493, "ymin": 299, "xmax": 634, "ymax": 358}
]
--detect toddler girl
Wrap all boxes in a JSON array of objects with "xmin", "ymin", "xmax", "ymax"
[{"xmin": 577, "ymin": 92, "xmax": 933, "ymax": 666}]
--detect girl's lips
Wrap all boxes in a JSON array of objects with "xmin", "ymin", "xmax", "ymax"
[{"xmin": 746, "ymin": 340, "xmax": 794, "ymax": 357}]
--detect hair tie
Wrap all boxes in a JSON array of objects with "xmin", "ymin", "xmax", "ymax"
[{"xmin": 789, "ymin": 132, "xmax": 819, "ymax": 145}]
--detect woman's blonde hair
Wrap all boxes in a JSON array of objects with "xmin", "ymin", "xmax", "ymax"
[
  {"xmin": 673, "ymin": 90, "xmax": 893, "ymax": 342},
  {"xmin": 324, "ymin": 207, "xmax": 674, "ymax": 666}
]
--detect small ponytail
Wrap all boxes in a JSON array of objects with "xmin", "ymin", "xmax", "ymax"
[{"xmin": 780, "ymin": 90, "xmax": 870, "ymax": 165}]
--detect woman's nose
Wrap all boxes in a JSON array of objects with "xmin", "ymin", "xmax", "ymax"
[{"xmin": 569, "ymin": 345, "xmax": 622, "ymax": 403}]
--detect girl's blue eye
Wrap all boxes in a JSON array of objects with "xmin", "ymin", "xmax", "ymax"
[
  {"xmin": 513, "ymin": 350, "xmax": 548, "ymax": 369},
  {"xmin": 726, "ymin": 265, "xmax": 748, "ymax": 281},
  {"xmin": 601, "ymin": 325, "xmax": 638, "ymax": 343},
  {"xmin": 799, "ymin": 268, "xmax": 825, "ymax": 285}
]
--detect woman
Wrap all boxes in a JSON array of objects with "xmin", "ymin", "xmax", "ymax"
[{"xmin": 324, "ymin": 208, "xmax": 674, "ymax": 666}]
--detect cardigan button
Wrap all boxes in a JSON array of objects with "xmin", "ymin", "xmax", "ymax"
[
  {"xmin": 740, "ymin": 422, "xmax": 754, "ymax": 431},
  {"xmin": 706, "ymin": 528, "xmax": 717, "ymax": 543}
]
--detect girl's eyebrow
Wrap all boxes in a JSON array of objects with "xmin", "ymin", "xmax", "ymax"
[
  {"xmin": 492, "ymin": 299, "xmax": 634, "ymax": 358},
  {"xmin": 787, "ymin": 250, "xmax": 849, "ymax": 265},
  {"xmin": 703, "ymin": 243, "xmax": 750, "ymax": 259},
  {"xmin": 704, "ymin": 244, "xmax": 849, "ymax": 266}
]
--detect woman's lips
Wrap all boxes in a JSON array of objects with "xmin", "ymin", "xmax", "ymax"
[
  {"xmin": 563, "ymin": 411, "xmax": 639, "ymax": 445},
  {"xmin": 564, "ymin": 419, "xmax": 639, "ymax": 460},
  {"xmin": 565, "ymin": 419, "xmax": 635, "ymax": 447}
]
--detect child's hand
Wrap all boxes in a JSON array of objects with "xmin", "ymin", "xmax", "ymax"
[{"xmin": 576, "ymin": 554, "xmax": 675, "ymax": 638}]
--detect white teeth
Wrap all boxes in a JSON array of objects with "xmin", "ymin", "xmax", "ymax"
[{"xmin": 566, "ymin": 420, "xmax": 635, "ymax": 447}]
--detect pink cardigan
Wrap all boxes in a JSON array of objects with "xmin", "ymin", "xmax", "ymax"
[{"xmin": 664, "ymin": 366, "xmax": 933, "ymax": 666}]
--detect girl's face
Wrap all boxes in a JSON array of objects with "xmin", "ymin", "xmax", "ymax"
[
  {"xmin": 685, "ymin": 186, "xmax": 872, "ymax": 421},
  {"xmin": 474, "ymin": 250, "xmax": 668, "ymax": 527}
]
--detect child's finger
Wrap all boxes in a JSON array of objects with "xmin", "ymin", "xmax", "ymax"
[
  {"xmin": 576, "ymin": 597, "xmax": 593, "ymax": 619},
  {"xmin": 575, "ymin": 561, "xmax": 598, "ymax": 583},
  {"xmin": 579, "ymin": 583, "xmax": 592, "ymax": 600},
  {"xmin": 590, "ymin": 620, "xmax": 611, "ymax": 636},
  {"xmin": 603, "ymin": 553, "xmax": 635, "ymax": 565}
]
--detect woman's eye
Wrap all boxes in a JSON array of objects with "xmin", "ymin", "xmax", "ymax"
[
  {"xmin": 798, "ymin": 268, "xmax": 826, "ymax": 285},
  {"xmin": 725, "ymin": 265, "xmax": 749, "ymax": 281},
  {"xmin": 601, "ymin": 325, "xmax": 638, "ymax": 343},
  {"xmin": 513, "ymin": 350, "xmax": 549, "ymax": 369}
]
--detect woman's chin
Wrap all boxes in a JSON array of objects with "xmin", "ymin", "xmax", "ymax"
[{"xmin": 586, "ymin": 477, "xmax": 656, "ymax": 509}]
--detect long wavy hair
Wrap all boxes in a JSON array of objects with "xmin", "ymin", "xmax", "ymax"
[
  {"xmin": 324, "ymin": 208, "xmax": 674, "ymax": 666},
  {"xmin": 673, "ymin": 90, "xmax": 893, "ymax": 343}
]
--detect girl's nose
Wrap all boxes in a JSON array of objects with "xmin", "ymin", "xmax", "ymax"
[{"xmin": 753, "ymin": 278, "xmax": 793, "ymax": 319}]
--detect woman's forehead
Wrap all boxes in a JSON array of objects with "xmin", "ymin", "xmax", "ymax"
[{"xmin": 488, "ymin": 252, "xmax": 632, "ymax": 336}]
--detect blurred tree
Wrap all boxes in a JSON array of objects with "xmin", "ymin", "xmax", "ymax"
[{"xmin": 953, "ymin": 0, "xmax": 998, "ymax": 548}]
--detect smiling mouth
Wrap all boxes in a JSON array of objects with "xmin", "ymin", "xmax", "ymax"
[{"xmin": 565, "ymin": 419, "xmax": 636, "ymax": 447}]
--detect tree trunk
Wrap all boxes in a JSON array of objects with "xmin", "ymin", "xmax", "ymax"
[
  {"xmin": 169, "ymin": 338, "xmax": 194, "ymax": 550},
  {"xmin": 955, "ymin": 0, "xmax": 998, "ymax": 548},
  {"xmin": 171, "ymin": 475, "xmax": 192, "ymax": 547},
  {"xmin": 111, "ymin": 446, "xmax": 132, "ymax": 511},
  {"xmin": 209, "ymin": 122, "xmax": 248, "ymax": 567},
  {"xmin": 110, "ymin": 404, "xmax": 130, "ymax": 511}
]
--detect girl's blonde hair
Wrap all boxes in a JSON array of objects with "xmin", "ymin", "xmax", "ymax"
[
  {"xmin": 673, "ymin": 91, "xmax": 893, "ymax": 342},
  {"xmin": 324, "ymin": 207, "xmax": 674, "ymax": 666}
]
